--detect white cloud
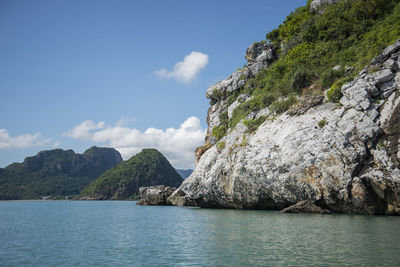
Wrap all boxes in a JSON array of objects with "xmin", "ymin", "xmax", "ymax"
[
  {"xmin": 0, "ymin": 129, "xmax": 51, "ymax": 149},
  {"xmin": 156, "ymin": 51, "xmax": 209, "ymax": 83},
  {"xmin": 64, "ymin": 116, "xmax": 206, "ymax": 169},
  {"xmin": 64, "ymin": 120, "xmax": 105, "ymax": 140},
  {"xmin": 115, "ymin": 116, "xmax": 136, "ymax": 127}
]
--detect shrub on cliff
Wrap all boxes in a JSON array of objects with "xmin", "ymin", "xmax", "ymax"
[
  {"xmin": 213, "ymin": 111, "xmax": 229, "ymax": 141},
  {"xmin": 270, "ymin": 96, "xmax": 298, "ymax": 115},
  {"xmin": 292, "ymin": 69, "xmax": 315, "ymax": 92},
  {"xmin": 326, "ymin": 82, "xmax": 343, "ymax": 103},
  {"xmin": 243, "ymin": 116, "xmax": 267, "ymax": 133}
]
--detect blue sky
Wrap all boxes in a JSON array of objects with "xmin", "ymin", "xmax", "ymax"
[{"xmin": 0, "ymin": 0, "xmax": 306, "ymax": 168}]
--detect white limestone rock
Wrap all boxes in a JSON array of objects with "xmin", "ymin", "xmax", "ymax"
[{"xmin": 169, "ymin": 40, "xmax": 400, "ymax": 215}]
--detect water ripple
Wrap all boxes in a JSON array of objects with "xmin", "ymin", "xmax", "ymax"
[{"xmin": 0, "ymin": 201, "xmax": 399, "ymax": 266}]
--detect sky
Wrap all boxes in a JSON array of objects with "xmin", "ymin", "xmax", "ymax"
[{"xmin": 0, "ymin": 0, "xmax": 306, "ymax": 169}]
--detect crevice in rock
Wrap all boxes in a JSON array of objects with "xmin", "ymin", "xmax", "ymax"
[
  {"xmin": 386, "ymin": 98, "xmax": 400, "ymax": 164},
  {"xmin": 287, "ymin": 95, "xmax": 324, "ymax": 116},
  {"xmin": 360, "ymin": 178, "xmax": 388, "ymax": 215}
]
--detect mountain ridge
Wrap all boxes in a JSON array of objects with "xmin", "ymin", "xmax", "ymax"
[
  {"xmin": 0, "ymin": 146, "xmax": 122, "ymax": 199},
  {"xmin": 80, "ymin": 148, "xmax": 183, "ymax": 200}
]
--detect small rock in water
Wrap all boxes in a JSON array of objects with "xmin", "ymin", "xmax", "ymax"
[
  {"xmin": 280, "ymin": 200, "xmax": 331, "ymax": 214},
  {"xmin": 137, "ymin": 185, "xmax": 177, "ymax": 206}
]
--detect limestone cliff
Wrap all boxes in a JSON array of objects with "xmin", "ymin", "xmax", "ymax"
[
  {"xmin": 170, "ymin": 40, "xmax": 400, "ymax": 215},
  {"xmin": 168, "ymin": 0, "xmax": 400, "ymax": 214}
]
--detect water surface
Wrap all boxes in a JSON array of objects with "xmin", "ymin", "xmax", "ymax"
[{"xmin": 1, "ymin": 201, "xmax": 399, "ymax": 266}]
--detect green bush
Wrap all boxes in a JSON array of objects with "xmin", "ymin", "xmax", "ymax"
[
  {"xmin": 318, "ymin": 118, "xmax": 327, "ymax": 128},
  {"xmin": 211, "ymin": 89, "xmax": 225, "ymax": 99},
  {"xmin": 292, "ymin": 68, "xmax": 315, "ymax": 92},
  {"xmin": 229, "ymin": 101, "xmax": 251, "ymax": 129},
  {"xmin": 266, "ymin": 28, "xmax": 280, "ymax": 43},
  {"xmin": 270, "ymin": 96, "xmax": 297, "ymax": 115},
  {"xmin": 219, "ymin": 111, "xmax": 228, "ymax": 123},
  {"xmin": 217, "ymin": 142, "xmax": 226, "ymax": 150},
  {"xmin": 212, "ymin": 125, "xmax": 228, "ymax": 141},
  {"xmin": 243, "ymin": 116, "xmax": 267, "ymax": 133},
  {"xmin": 212, "ymin": 112, "xmax": 229, "ymax": 141},
  {"xmin": 321, "ymin": 67, "xmax": 345, "ymax": 88},
  {"xmin": 326, "ymin": 83, "xmax": 342, "ymax": 103},
  {"xmin": 326, "ymin": 76, "xmax": 355, "ymax": 103}
]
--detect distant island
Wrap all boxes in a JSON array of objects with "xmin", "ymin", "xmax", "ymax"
[
  {"xmin": 79, "ymin": 149, "xmax": 183, "ymax": 200},
  {"xmin": 0, "ymin": 147, "xmax": 184, "ymax": 201},
  {"xmin": 0, "ymin": 146, "xmax": 122, "ymax": 200}
]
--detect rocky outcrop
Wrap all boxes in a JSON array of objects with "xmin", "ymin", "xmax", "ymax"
[
  {"xmin": 81, "ymin": 146, "xmax": 124, "ymax": 173},
  {"xmin": 137, "ymin": 186, "xmax": 177, "ymax": 205},
  {"xmin": 168, "ymin": 40, "xmax": 400, "ymax": 215},
  {"xmin": 245, "ymin": 42, "xmax": 275, "ymax": 74},
  {"xmin": 280, "ymin": 200, "xmax": 330, "ymax": 214},
  {"xmin": 205, "ymin": 41, "xmax": 275, "ymax": 144},
  {"xmin": 22, "ymin": 146, "xmax": 122, "ymax": 176}
]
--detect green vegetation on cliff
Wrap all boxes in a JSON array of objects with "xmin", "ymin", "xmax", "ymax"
[
  {"xmin": 0, "ymin": 147, "xmax": 122, "ymax": 199},
  {"xmin": 216, "ymin": 0, "xmax": 400, "ymax": 134},
  {"xmin": 80, "ymin": 149, "xmax": 183, "ymax": 200}
]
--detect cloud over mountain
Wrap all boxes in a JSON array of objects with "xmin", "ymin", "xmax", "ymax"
[
  {"xmin": 0, "ymin": 129, "xmax": 51, "ymax": 149},
  {"xmin": 65, "ymin": 116, "xmax": 206, "ymax": 168}
]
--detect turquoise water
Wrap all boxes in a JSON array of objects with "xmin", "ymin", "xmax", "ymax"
[{"xmin": 0, "ymin": 201, "xmax": 399, "ymax": 266}]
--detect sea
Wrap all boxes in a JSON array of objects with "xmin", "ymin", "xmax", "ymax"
[{"xmin": 0, "ymin": 201, "xmax": 399, "ymax": 266}]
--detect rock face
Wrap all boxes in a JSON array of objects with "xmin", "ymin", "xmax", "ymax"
[
  {"xmin": 81, "ymin": 146, "xmax": 123, "ymax": 172},
  {"xmin": 281, "ymin": 200, "xmax": 330, "ymax": 214},
  {"xmin": 205, "ymin": 41, "xmax": 275, "ymax": 145},
  {"xmin": 21, "ymin": 146, "xmax": 122, "ymax": 176},
  {"xmin": 168, "ymin": 40, "xmax": 400, "ymax": 215},
  {"xmin": 245, "ymin": 42, "xmax": 275, "ymax": 74},
  {"xmin": 137, "ymin": 186, "xmax": 177, "ymax": 205},
  {"xmin": 80, "ymin": 149, "xmax": 183, "ymax": 200},
  {"xmin": 0, "ymin": 146, "xmax": 123, "ymax": 199}
]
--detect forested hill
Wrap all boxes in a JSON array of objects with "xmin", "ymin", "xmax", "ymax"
[
  {"xmin": 80, "ymin": 149, "xmax": 183, "ymax": 200},
  {"xmin": 0, "ymin": 146, "xmax": 122, "ymax": 199}
]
